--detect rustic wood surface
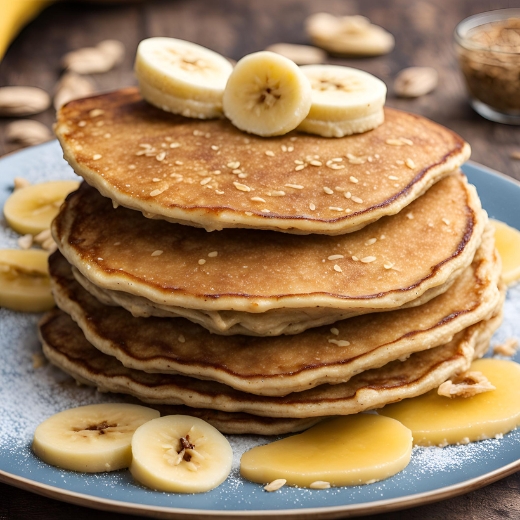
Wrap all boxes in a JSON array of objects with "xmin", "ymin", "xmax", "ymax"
[{"xmin": 0, "ymin": 0, "xmax": 519, "ymax": 519}]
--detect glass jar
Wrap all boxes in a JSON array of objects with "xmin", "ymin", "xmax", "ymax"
[{"xmin": 454, "ymin": 9, "xmax": 520, "ymax": 124}]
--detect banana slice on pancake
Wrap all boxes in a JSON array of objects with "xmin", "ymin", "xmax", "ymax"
[
  {"xmin": 135, "ymin": 37, "xmax": 233, "ymax": 119},
  {"xmin": 130, "ymin": 415, "xmax": 233, "ymax": 493},
  {"xmin": 0, "ymin": 249, "xmax": 53, "ymax": 312},
  {"xmin": 222, "ymin": 51, "xmax": 312, "ymax": 136},
  {"xmin": 32, "ymin": 403, "xmax": 159, "ymax": 472},
  {"xmin": 298, "ymin": 65, "xmax": 386, "ymax": 137},
  {"xmin": 3, "ymin": 180, "xmax": 79, "ymax": 235}
]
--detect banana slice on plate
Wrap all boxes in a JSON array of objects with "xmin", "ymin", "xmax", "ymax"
[
  {"xmin": 297, "ymin": 65, "xmax": 387, "ymax": 137},
  {"xmin": 135, "ymin": 37, "xmax": 233, "ymax": 119},
  {"xmin": 130, "ymin": 415, "xmax": 233, "ymax": 493},
  {"xmin": 0, "ymin": 249, "xmax": 53, "ymax": 312},
  {"xmin": 32, "ymin": 403, "xmax": 159, "ymax": 472},
  {"xmin": 3, "ymin": 180, "xmax": 79, "ymax": 235},
  {"xmin": 491, "ymin": 219, "xmax": 520, "ymax": 286},
  {"xmin": 222, "ymin": 51, "xmax": 312, "ymax": 137}
]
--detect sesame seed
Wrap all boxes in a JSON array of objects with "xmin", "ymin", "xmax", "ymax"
[
  {"xmin": 287, "ymin": 146, "xmax": 294, "ymax": 152},
  {"xmin": 97, "ymin": 257, "xmax": 103, "ymax": 261},
  {"xmin": 406, "ymin": 158, "xmax": 415, "ymax": 169},
  {"xmin": 251, "ymin": 196, "xmax": 266, "ymax": 203},
  {"xmin": 265, "ymin": 150, "xmax": 275, "ymax": 157},
  {"xmin": 281, "ymin": 145, "xmax": 288, "ymax": 152},
  {"xmin": 233, "ymin": 182, "xmax": 251, "ymax": 192},
  {"xmin": 310, "ymin": 160, "xmax": 322, "ymax": 166},
  {"xmin": 213, "ymin": 170, "xmax": 221, "ymax": 175},
  {"xmin": 77, "ymin": 120, "xmax": 86, "ymax": 127},
  {"xmin": 361, "ymin": 256, "xmax": 376, "ymax": 263},
  {"xmin": 294, "ymin": 160, "xmax": 304, "ymax": 165},
  {"xmin": 310, "ymin": 481, "xmax": 331, "ymax": 490},
  {"xmin": 151, "ymin": 250, "xmax": 163, "ymax": 257},
  {"xmin": 332, "ymin": 157, "xmax": 343, "ymax": 162},
  {"xmin": 198, "ymin": 259, "xmax": 206, "ymax": 265},
  {"xmin": 150, "ymin": 185, "xmax": 169, "ymax": 197},
  {"xmin": 442, "ymin": 218, "xmax": 450, "ymax": 225},
  {"xmin": 388, "ymin": 175, "xmax": 398, "ymax": 180},
  {"xmin": 344, "ymin": 192, "xmax": 352, "ymax": 199},
  {"xmin": 333, "ymin": 264, "xmax": 343, "ymax": 272},
  {"xmin": 328, "ymin": 255, "xmax": 344, "ymax": 260},
  {"xmin": 401, "ymin": 138, "xmax": 414, "ymax": 145},
  {"xmin": 238, "ymin": 173, "xmax": 248, "ymax": 179},
  {"xmin": 323, "ymin": 187, "xmax": 333, "ymax": 195},
  {"xmin": 200, "ymin": 177, "xmax": 212, "ymax": 185},
  {"xmin": 152, "ymin": 178, "xmax": 161, "ymax": 182},
  {"xmin": 208, "ymin": 251, "xmax": 218, "ymax": 257},
  {"xmin": 215, "ymin": 190, "xmax": 225, "ymax": 194},
  {"xmin": 211, "ymin": 145, "xmax": 219, "ymax": 151},
  {"xmin": 170, "ymin": 142, "xmax": 180, "ymax": 148},
  {"xmin": 309, "ymin": 203, "xmax": 316, "ymax": 211},
  {"xmin": 232, "ymin": 169, "xmax": 242, "ymax": 174},
  {"xmin": 351, "ymin": 196, "xmax": 363, "ymax": 204},
  {"xmin": 328, "ymin": 339, "xmax": 351, "ymax": 346},
  {"xmin": 92, "ymin": 154, "xmax": 102, "ymax": 160},
  {"xmin": 285, "ymin": 184, "xmax": 304, "ymax": 189},
  {"xmin": 329, "ymin": 206, "xmax": 343, "ymax": 211},
  {"xmin": 352, "ymin": 256, "xmax": 359, "ymax": 261},
  {"xmin": 380, "ymin": 235, "xmax": 386, "ymax": 239},
  {"xmin": 350, "ymin": 176, "xmax": 359, "ymax": 183},
  {"xmin": 406, "ymin": 212, "xmax": 414, "ymax": 219},
  {"xmin": 294, "ymin": 164, "xmax": 305, "ymax": 171},
  {"xmin": 384, "ymin": 262, "xmax": 395, "ymax": 269},
  {"xmin": 386, "ymin": 138, "xmax": 405, "ymax": 146},
  {"xmin": 264, "ymin": 479, "xmax": 286, "ymax": 492},
  {"xmin": 178, "ymin": 335, "xmax": 185, "ymax": 343},
  {"xmin": 175, "ymin": 160, "xmax": 183, "ymax": 165},
  {"xmin": 365, "ymin": 238, "xmax": 377, "ymax": 245},
  {"xmin": 227, "ymin": 161, "xmax": 240, "ymax": 169},
  {"xmin": 261, "ymin": 209, "xmax": 270, "ymax": 213},
  {"xmin": 89, "ymin": 109, "xmax": 104, "ymax": 117},
  {"xmin": 330, "ymin": 327, "xmax": 339, "ymax": 335},
  {"xmin": 268, "ymin": 190, "xmax": 286, "ymax": 197}
]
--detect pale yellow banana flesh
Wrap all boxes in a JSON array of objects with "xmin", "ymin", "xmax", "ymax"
[
  {"xmin": 0, "ymin": 249, "xmax": 53, "ymax": 312},
  {"xmin": 491, "ymin": 219, "xmax": 520, "ymax": 286},
  {"xmin": 3, "ymin": 180, "xmax": 79, "ymax": 235},
  {"xmin": 130, "ymin": 415, "xmax": 233, "ymax": 493},
  {"xmin": 32, "ymin": 403, "xmax": 159, "ymax": 472},
  {"xmin": 223, "ymin": 51, "xmax": 312, "ymax": 137}
]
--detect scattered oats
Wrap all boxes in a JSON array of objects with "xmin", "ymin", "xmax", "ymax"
[
  {"xmin": 442, "ymin": 218, "xmax": 450, "ymax": 225},
  {"xmin": 156, "ymin": 152, "xmax": 166, "ymax": 161},
  {"xmin": 328, "ymin": 255, "xmax": 344, "ymax": 260},
  {"xmin": 365, "ymin": 238, "xmax": 377, "ymax": 245},
  {"xmin": 77, "ymin": 120, "xmax": 86, "ymax": 127},
  {"xmin": 310, "ymin": 160, "xmax": 322, "ymax": 167},
  {"xmin": 388, "ymin": 175, "xmax": 398, "ymax": 180},
  {"xmin": 265, "ymin": 150, "xmax": 275, "ymax": 157},
  {"xmin": 401, "ymin": 138, "xmax": 413, "ymax": 145},
  {"xmin": 493, "ymin": 338, "xmax": 518, "ymax": 357},
  {"xmin": 152, "ymin": 178, "xmax": 161, "ymax": 182},
  {"xmin": 344, "ymin": 192, "xmax": 352, "ymax": 199},
  {"xmin": 396, "ymin": 160, "xmax": 405, "ymax": 165},
  {"xmin": 92, "ymin": 154, "xmax": 102, "ymax": 160},
  {"xmin": 285, "ymin": 184, "xmax": 304, "ymax": 190},
  {"xmin": 200, "ymin": 177, "xmax": 212, "ymax": 185},
  {"xmin": 328, "ymin": 339, "xmax": 351, "ymax": 346},
  {"xmin": 281, "ymin": 145, "xmax": 288, "ymax": 152},
  {"xmin": 268, "ymin": 190, "xmax": 285, "ymax": 197},
  {"xmin": 213, "ymin": 170, "xmax": 221, "ymax": 175},
  {"xmin": 245, "ymin": 211, "xmax": 253, "ymax": 216},
  {"xmin": 216, "ymin": 190, "xmax": 225, "ymax": 194},
  {"xmin": 175, "ymin": 161, "xmax": 184, "ymax": 165},
  {"xmin": 295, "ymin": 164, "xmax": 305, "ymax": 171},
  {"xmin": 406, "ymin": 212, "xmax": 414, "ymax": 219},
  {"xmin": 13, "ymin": 177, "xmax": 30, "ymax": 190},
  {"xmin": 438, "ymin": 371, "xmax": 495, "ymax": 398},
  {"xmin": 170, "ymin": 142, "xmax": 180, "ymax": 148},
  {"xmin": 349, "ymin": 176, "xmax": 359, "ymax": 183},
  {"xmin": 309, "ymin": 203, "xmax": 316, "ymax": 211},
  {"xmin": 405, "ymin": 158, "xmax": 416, "ymax": 169},
  {"xmin": 150, "ymin": 185, "xmax": 169, "ymax": 197},
  {"xmin": 151, "ymin": 250, "xmax": 163, "ymax": 257},
  {"xmin": 351, "ymin": 196, "xmax": 363, "ymax": 204},
  {"xmin": 227, "ymin": 161, "xmax": 240, "ymax": 169},
  {"xmin": 287, "ymin": 146, "xmax": 294, "ymax": 152},
  {"xmin": 264, "ymin": 479, "xmax": 286, "ymax": 492},
  {"xmin": 361, "ymin": 256, "xmax": 376, "ymax": 263},
  {"xmin": 333, "ymin": 264, "xmax": 343, "ymax": 272},
  {"xmin": 330, "ymin": 327, "xmax": 339, "ymax": 335},
  {"xmin": 17, "ymin": 234, "xmax": 33, "ymax": 249},
  {"xmin": 208, "ymin": 251, "xmax": 218, "ymax": 258},
  {"xmin": 352, "ymin": 256, "xmax": 359, "ymax": 261},
  {"xmin": 384, "ymin": 262, "xmax": 395, "ymax": 269},
  {"xmin": 178, "ymin": 335, "xmax": 185, "ymax": 343},
  {"xmin": 104, "ymin": 133, "xmax": 111, "ymax": 138},
  {"xmin": 211, "ymin": 145, "xmax": 219, "ymax": 151},
  {"xmin": 380, "ymin": 235, "xmax": 386, "ymax": 239},
  {"xmin": 323, "ymin": 187, "xmax": 334, "ymax": 195},
  {"xmin": 329, "ymin": 206, "xmax": 343, "ymax": 211},
  {"xmin": 233, "ymin": 182, "xmax": 251, "ymax": 192},
  {"xmin": 251, "ymin": 196, "xmax": 266, "ymax": 203},
  {"xmin": 294, "ymin": 160, "xmax": 304, "ymax": 165},
  {"xmin": 310, "ymin": 481, "xmax": 331, "ymax": 490},
  {"xmin": 198, "ymin": 259, "xmax": 206, "ymax": 265}
]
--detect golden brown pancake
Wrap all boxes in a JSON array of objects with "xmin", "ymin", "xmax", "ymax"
[
  {"xmin": 55, "ymin": 88, "xmax": 470, "ymax": 235},
  {"xmin": 49, "ymin": 228, "xmax": 500, "ymax": 395},
  {"xmin": 53, "ymin": 174, "xmax": 486, "ymax": 336},
  {"xmin": 38, "ymin": 307, "xmax": 501, "ymax": 419}
]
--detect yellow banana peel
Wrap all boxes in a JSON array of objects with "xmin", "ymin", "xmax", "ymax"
[{"xmin": 0, "ymin": 0, "xmax": 56, "ymax": 62}]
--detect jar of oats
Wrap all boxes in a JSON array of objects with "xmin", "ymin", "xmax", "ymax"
[{"xmin": 455, "ymin": 9, "xmax": 520, "ymax": 124}]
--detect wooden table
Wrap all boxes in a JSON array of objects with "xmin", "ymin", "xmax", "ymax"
[{"xmin": 0, "ymin": 1, "xmax": 519, "ymax": 518}]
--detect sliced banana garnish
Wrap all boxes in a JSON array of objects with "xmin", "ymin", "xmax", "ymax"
[
  {"xmin": 130, "ymin": 415, "xmax": 233, "ymax": 493},
  {"xmin": 491, "ymin": 219, "xmax": 520, "ymax": 286},
  {"xmin": 3, "ymin": 180, "xmax": 79, "ymax": 235},
  {"xmin": 0, "ymin": 249, "xmax": 53, "ymax": 312},
  {"xmin": 298, "ymin": 65, "xmax": 386, "ymax": 137},
  {"xmin": 32, "ymin": 403, "xmax": 159, "ymax": 472},
  {"xmin": 135, "ymin": 37, "xmax": 233, "ymax": 119},
  {"xmin": 222, "ymin": 51, "xmax": 312, "ymax": 137}
]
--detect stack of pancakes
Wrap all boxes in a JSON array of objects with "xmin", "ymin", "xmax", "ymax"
[{"xmin": 40, "ymin": 87, "xmax": 504, "ymax": 435}]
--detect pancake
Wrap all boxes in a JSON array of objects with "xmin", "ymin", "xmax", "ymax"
[
  {"xmin": 38, "ymin": 307, "xmax": 502, "ymax": 419},
  {"xmin": 49, "ymin": 227, "xmax": 501, "ymax": 395},
  {"xmin": 53, "ymin": 174, "xmax": 486, "ymax": 336},
  {"xmin": 54, "ymin": 87, "xmax": 470, "ymax": 235}
]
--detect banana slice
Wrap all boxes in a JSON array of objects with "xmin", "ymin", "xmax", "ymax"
[
  {"xmin": 130, "ymin": 415, "xmax": 233, "ymax": 493},
  {"xmin": 3, "ymin": 180, "xmax": 79, "ymax": 235},
  {"xmin": 135, "ymin": 37, "xmax": 233, "ymax": 119},
  {"xmin": 32, "ymin": 403, "xmax": 159, "ymax": 472},
  {"xmin": 297, "ymin": 65, "xmax": 387, "ymax": 137},
  {"xmin": 0, "ymin": 249, "xmax": 53, "ymax": 312},
  {"xmin": 491, "ymin": 219, "xmax": 520, "ymax": 286},
  {"xmin": 222, "ymin": 51, "xmax": 312, "ymax": 137}
]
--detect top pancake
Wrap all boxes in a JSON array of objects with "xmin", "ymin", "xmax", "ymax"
[{"xmin": 55, "ymin": 87, "xmax": 470, "ymax": 235}]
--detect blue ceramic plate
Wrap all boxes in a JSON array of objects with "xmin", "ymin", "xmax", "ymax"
[{"xmin": 0, "ymin": 142, "xmax": 519, "ymax": 519}]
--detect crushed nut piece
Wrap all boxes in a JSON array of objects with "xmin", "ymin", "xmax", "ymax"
[
  {"xmin": 14, "ymin": 177, "xmax": 31, "ymax": 190},
  {"xmin": 17, "ymin": 234, "xmax": 33, "ymax": 249},
  {"xmin": 264, "ymin": 479, "xmax": 286, "ymax": 492},
  {"xmin": 493, "ymin": 338, "xmax": 519, "ymax": 357},
  {"xmin": 438, "ymin": 371, "xmax": 496, "ymax": 398}
]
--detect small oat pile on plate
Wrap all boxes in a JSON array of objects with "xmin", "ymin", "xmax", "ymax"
[{"xmin": 39, "ymin": 37, "xmax": 501, "ymax": 445}]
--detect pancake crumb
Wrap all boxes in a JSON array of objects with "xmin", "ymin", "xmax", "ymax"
[
  {"xmin": 493, "ymin": 338, "xmax": 518, "ymax": 357},
  {"xmin": 438, "ymin": 371, "xmax": 495, "ymax": 398}
]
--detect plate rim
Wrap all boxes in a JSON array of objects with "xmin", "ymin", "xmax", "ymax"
[{"xmin": 0, "ymin": 146, "xmax": 519, "ymax": 518}]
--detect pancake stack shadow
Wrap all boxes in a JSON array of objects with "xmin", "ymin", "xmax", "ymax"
[{"xmin": 39, "ymin": 87, "xmax": 504, "ymax": 434}]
